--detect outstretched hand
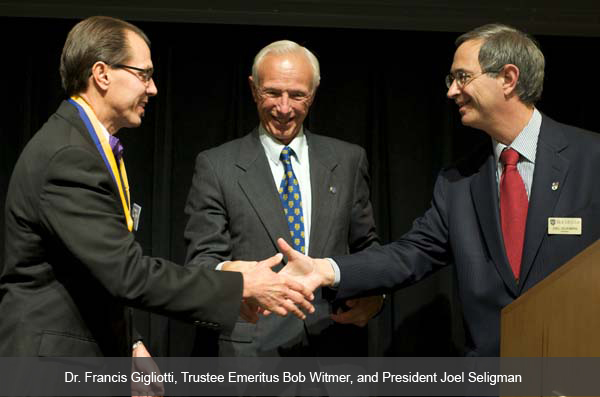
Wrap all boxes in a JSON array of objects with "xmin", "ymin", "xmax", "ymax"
[
  {"xmin": 277, "ymin": 238, "xmax": 335, "ymax": 293},
  {"xmin": 241, "ymin": 253, "xmax": 315, "ymax": 320}
]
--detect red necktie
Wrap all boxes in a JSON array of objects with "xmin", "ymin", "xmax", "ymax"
[{"xmin": 500, "ymin": 148, "xmax": 528, "ymax": 280}]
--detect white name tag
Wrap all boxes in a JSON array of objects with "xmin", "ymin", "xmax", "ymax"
[
  {"xmin": 548, "ymin": 217, "xmax": 582, "ymax": 235},
  {"xmin": 132, "ymin": 203, "xmax": 142, "ymax": 231}
]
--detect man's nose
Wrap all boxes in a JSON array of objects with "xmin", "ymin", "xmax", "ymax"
[
  {"xmin": 446, "ymin": 78, "xmax": 459, "ymax": 99},
  {"xmin": 276, "ymin": 93, "xmax": 292, "ymax": 114},
  {"xmin": 147, "ymin": 78, "xmax": 158, "ymax": 97}
]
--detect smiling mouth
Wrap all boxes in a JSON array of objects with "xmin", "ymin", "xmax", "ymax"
[
  {"xmin": 456, "ymin": 101, "xmax": 469, "ymax": 112},
  {"xmin": 273, "ymin": 119, "xmax": 292, "ymax": 127}
]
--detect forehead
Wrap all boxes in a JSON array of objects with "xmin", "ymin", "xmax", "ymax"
[
  {"xmin": 451, "ymin": 39, "xmax": 483, "ymax": 72},
  {"xmin": 125, "ymin": 30, "xmax": 152, "ymax": 66},
  {"xmin": 258, "ymin": 53, "xmax": 312, "ymax": 88}
]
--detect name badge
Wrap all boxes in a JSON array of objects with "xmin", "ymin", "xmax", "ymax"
[
  {"xmin": 548, "ymin": 217, "xmax": 582, "ymax": 235},
  {"xmin": 132, "ymin": 203, "xmax": 142, "ymax": 231}
]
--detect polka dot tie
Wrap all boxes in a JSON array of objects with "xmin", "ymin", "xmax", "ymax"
[{"xmin": 278, "ymin": 146, "xmax": 305, "ymax": 254}]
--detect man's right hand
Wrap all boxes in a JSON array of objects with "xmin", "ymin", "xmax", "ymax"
[
  {"xmin": 277, "ymin": 238, "xmax": 335, "ymax": 292},
  {"xmin": 241, "ymin": 253, "xmax": 315, "ymax": 320}
]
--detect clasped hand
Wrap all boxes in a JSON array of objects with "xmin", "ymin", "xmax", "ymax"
[
  {"xmin": 230, "ymin": 253, "xmax": 315, "ymax": 323},
  {"xmin": 226, "ymin": 239, "xmax": 336, "ymax": 323}
]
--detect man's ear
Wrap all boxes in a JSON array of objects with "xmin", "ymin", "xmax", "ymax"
[
  {"xmin": 90, "ymin": 61, "xmax": 111, "ymax": 91},
  {"xmin": 307, "ymin": 83, "xmax": 319, "ymax": 106},
  {"xmin": 500, "ymin": 64, "xmax": 520, "ymax": 97},
  {"xmin": 248, "ymin": 76, "xmax": 259, "ymax": 103}
]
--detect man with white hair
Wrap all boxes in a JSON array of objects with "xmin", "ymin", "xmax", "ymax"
[
  {"xmin": 0, "ymin": 17, "xmax": 313, "ymax": 357},
  {"xmin": 184, "ymin": 40, "xmax": 383, "ymax": 357}
]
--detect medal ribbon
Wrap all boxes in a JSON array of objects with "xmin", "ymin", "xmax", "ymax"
[{"xmin": 68, "ymin": 96, "xmax": 133, "ymax": 232}]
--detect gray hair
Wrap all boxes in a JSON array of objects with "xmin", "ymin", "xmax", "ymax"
[
  {"xmin": 456, "ymin": 23, "xmax": 545, "ymax": 105},
  {"xmin": 60, "ymin": 16, "xmax": 150, "ymax": 96},
  {"xmin": 251, "ymin": 40, "xmax": 320, "ymax": 92}
]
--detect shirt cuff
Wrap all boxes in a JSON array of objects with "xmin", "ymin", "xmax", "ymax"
[
  {"xmin": 215, "ymin": 261, "xmax": 226, "ymax": 271},
  {"xmin": 325, "ymin": 258, "xmax": 341, "ymax": 288}
]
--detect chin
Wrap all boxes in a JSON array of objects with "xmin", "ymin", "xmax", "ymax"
[{"xmin": 128, "ymin": 117, "xmax": 142, "ymax": 128}]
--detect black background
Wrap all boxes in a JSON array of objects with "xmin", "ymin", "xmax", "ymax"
[{"xmin": 1, "ymin": 6, "xmax": 599, "ymax": 356}]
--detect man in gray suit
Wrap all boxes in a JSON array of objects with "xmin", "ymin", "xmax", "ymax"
[
  {"xmin": 0, "ymin": 18, "xmax": 313, "ymax": 358},
  {"xmin": 184, "ymin": 40, "xmax": 383, "ymax": 357}
]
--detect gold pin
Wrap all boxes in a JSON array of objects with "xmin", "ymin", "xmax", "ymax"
[{"xmin": 551, "ymin": 182, "xmax": 559, "ymax": 191}]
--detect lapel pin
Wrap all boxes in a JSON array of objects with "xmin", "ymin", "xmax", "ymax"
[
  {"xmin": 329, "ymin": 186, "xmax": 337, "ymax": 194},
  {"xmin": 551, "ymin": 182, "xmax": 559, "ymax": 191}
]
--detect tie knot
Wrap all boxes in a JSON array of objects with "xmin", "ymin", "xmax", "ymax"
[
  {"xmin": 109, "ymin": 135, "xmax": 124, "ymax": 162},
  {"xmin": 280, "ymin": 146, "xmax": 294, "ymax": 163},
  {"xmin": 500, "ymin": 148, "xmax": 520, "ymax": 166}
]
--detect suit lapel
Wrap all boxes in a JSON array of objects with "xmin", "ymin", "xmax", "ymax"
[
  {"xmin": 236, "ymin": 130, "xmax": 293, "ymax": 251},
  {"xmin": 57, "ymin": 100, "xmax": 96, "ymax": 149},
  {"xmin": 57, "ymin": 100, "xmax": 124, "ymax": 197},
  {"xmin": 519, "ymin": 117, "xmax": 569, "ymax": 289},
  {"xmin": 306, "ymin": 133, "xmax": 338, "ymax": 257},
  {"xmin": 470, "ymin": 145, "xmax": 519, "ymax": 295}
]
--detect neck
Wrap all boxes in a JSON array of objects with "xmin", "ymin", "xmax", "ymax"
[
  {"xmin": 485, "ymin": 102, "xmax": 534, "ymax": 146},
  {"xmin": 78, "ymin": 91, "xmax": 119, "ymax": 135}
]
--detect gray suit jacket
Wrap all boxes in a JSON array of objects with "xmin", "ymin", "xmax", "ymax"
[{"xmin": 184, "ymin": 128, "xmax": 378, "ymax": 356}]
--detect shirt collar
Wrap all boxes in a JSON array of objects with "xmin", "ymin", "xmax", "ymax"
[
  {"xmin": 97, "ymin": 121, "xmax": 111, "ymax": 141},
  {"xmin": 259, "ymin": 125, "xmax": 308, "ymax": 166},
  {"xmin": 493, "ymin": 107, "xmax": 541, "ymax": 164}
]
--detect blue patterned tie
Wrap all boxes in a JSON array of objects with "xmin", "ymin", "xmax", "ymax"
[{"xmin": 278, "ymin": 146, "xmax": 306, "ymax": 254}]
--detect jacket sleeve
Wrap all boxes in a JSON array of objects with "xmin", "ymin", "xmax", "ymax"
[
  {"xmin": 183, "ymin": 151, "xmax": 233, "ymax": 270},
  {"xmin": 348, "ymin": 147, "xmax": 380, "ymax": 253},
  {"xmin": 38, "ymin": 145, "xmax": 242, "ymax": 332},
  {"xmin": 334, "ymin": 169, "xmax": 451, "ymax": 300}
]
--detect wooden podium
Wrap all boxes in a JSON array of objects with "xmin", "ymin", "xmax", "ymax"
[{"xmin": 501, "ymin": 239, "xmax": 600, "ymax": 357}]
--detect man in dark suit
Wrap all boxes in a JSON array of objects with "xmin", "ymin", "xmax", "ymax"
[
  {"xmin": 280, "ymin": 23, "xmax": 600, "ymax": 357},
  {"xmin": 184, "ymin": 40, "xmax": 382, "ymax": 357},
  {"xmin": 0, "ymin": 16, "xmax": 313, "ymax": 357}
]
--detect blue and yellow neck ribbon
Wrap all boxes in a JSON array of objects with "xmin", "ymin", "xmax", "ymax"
[{"xmin": 68, "ymin": 96, "xmax": 133, "ymax": 232}]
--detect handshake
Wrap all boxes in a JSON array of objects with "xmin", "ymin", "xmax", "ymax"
[{"xmin": 225, "ymin": 238, "xmax": 336, "ymax": 323}]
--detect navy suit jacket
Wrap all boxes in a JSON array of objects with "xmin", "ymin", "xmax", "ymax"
[{"xmin": 334, "ymin": 114, "xmax": 600, "ymax": 356}]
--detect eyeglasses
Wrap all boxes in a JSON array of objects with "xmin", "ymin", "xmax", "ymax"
[
  {"xmin": 445, "ymin": 69, "xmax": 500, "ymax": 89},
  {"xmin": 257, "ymin": 88, "xmax": 312, "ymax": 103},
  {"xmin": 111, "ymin": 64, "xmax": 154, "ymax": 84}
]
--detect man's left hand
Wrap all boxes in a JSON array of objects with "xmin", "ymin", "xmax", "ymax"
[
  {"xmin": 330, "ymin": 295, "xmax": 384, "ymax": 327},
  {"xmin": 131, "ymin": 342, "xmax": 164, "ymax": 397}
]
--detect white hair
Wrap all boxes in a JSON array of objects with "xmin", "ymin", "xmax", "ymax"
[{"xmin": 251, "ymin": 40, "xmax": 320, "ymax": 92}]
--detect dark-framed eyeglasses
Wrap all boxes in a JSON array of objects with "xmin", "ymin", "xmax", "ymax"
[
  {"xmin": 445, "ymin": 69, "xmax": 500, "ymax": 89},
  {"xmin": 111, "ymin": 64, "xmax": 154, "ymax": 84}
]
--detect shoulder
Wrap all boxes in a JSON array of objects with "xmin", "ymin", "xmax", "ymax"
[
  {"xmin": 541, "ymin": 114, "xmax": 600, "ymax": 154},
  {"xmin": 197, "ymin": 132, "xmax": 255, "ymax": 161},
  {"xmin": 440, "ymin": 140, "xmax": 492, "ymax": 182},
  {"xmin": 307, "ymin": 132, "xmax": 366, "ymax": 161},
  {"xmin": 15, "ymin": 103, "xmax": 98, "ymax": 177}
]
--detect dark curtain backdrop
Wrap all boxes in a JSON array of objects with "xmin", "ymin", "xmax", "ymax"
[{"xmin": 2, "ymin": 16, "xmax": 599, "ymax": 357}]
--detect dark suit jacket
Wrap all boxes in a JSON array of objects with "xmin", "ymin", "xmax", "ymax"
[
  {"xmin": 184, "ymin": 129, "xmax": 378, "ymax": 356},
  {"xmin": 334, "ymin": 114, "xmax": 600, "ymax": 356},
  {"xmin": 0, "ymin": 101, "xmax": 243, "ymax": 356}
]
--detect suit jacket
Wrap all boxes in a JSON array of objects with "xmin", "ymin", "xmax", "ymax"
[
  {"xmin": 0, "ymin": 101, "xmax": 243, "ymax": 356},
  {"xmin": 184, "ymin": 128, "xmax": 378, "ymax": 356},
  {"xmin": 334, "ymin": 114, "xmax": 600, "ymax": 356}
]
